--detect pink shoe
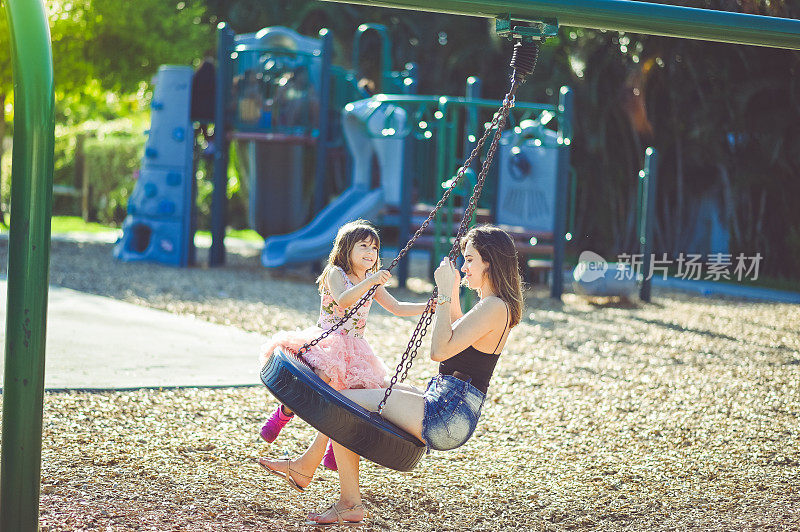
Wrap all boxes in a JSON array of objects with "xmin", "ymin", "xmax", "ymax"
[
  {"xmin": 322, "ymin": 440, "xmax": 338, "ymax": 471},
  {"xmin": 260, "ymin": 405, "xmax": 293, "ymax": 443}
]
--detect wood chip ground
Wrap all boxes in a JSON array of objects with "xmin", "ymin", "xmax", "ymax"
[{"xmin": 1, "ymin": 240, "xmax": 798, "ymax": 530}]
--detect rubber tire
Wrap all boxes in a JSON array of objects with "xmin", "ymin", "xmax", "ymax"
[{"xmin": 260, "ymin": 348, "xmax": 427, "ymax": 472}]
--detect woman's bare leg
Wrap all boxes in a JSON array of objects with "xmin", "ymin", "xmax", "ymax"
[
  {"xmin": 340, "ymin": 388, "xmax": 425, "ymax": 441},
  {"xmin": 311, "ymin": 390, "xmax": 425, "ymax": 524},
  {"xmin": 384, "ymin": 379, "xmax": 425, "ymax": 395}
]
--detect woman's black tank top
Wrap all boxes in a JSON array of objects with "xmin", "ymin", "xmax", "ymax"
[{"xmin": 438, "ymin": 304, "xmax": 509, "ymax": 394}]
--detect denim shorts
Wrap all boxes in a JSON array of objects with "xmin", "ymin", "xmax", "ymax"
[{"xmin": 421, "ymin": 374, "xmax": 486, "ymax": 452}]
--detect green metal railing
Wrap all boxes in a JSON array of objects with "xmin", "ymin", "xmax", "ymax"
[
  {"xmin": 350, "ymin": 91, "xmax": 572, "ymax": 295},
  {"xmin": 320, "ymin": 0, "xmax": 800, "ymax": 49},
  {"xmin": 0, "ymin": 0, "xmax": 55, "ymax": 530}
]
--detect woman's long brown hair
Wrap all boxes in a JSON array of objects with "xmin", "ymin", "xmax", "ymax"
[
  {"xmin": 461, "ymin": 225, "xmax": 524, "ymax": 327},
  {"xmin": 316, "ymin": 219, "xmax": 381, "ymax": 292}
]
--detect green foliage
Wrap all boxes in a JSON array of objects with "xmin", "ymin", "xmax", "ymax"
[
  {"xmin": 85, "ymin": 0, "xmax": 213, "ymax": 92},
  {"xmin": 44, "ymin": 0, "xmax": 213, "ymax": 125},
  {"xmin": 193, "ymin": 141, "xmax": 249, "ymax": 231},
  {"xmin": 83, "ymin": 134, "xmax": 144, "ymax": 224},
  {"xmin": 48, "ymin": 117, "xmax": 147, "ymax": 217},
  {"xmin": 225, "ymin": 141, "xmax": 249, "ymax": 229},
  {"xmin": 0, "ymin": 7, "xmax": 10, "ymax": 96}
]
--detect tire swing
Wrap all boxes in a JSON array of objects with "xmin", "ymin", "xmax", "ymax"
[{"xmin": 261, "ymin": 39, "xmax": 541, "ymax": 472}]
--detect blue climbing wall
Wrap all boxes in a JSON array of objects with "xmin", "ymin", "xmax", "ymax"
[{"xmin": 114, "ymin": 66, "xmax": 195, "ymax": 266}]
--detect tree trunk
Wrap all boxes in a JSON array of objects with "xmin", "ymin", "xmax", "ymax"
[
  {"xmin": 755, "ymin": 190, "xmax": 767, "ymax": 257},
  {"xmin": 653, "ymin": 199, "xmax": 665, "ymax": 254},
  {"xmin": 673, "ymin": 133, "xmax": 684, "ymax": 256},
  {"xmin": 610, "ymin": 179, "xmax": 621, "ymax": 251},
  {"xmin": 660, "ymin": 180, "xmax": 673, "ymax": 256},
  {"xmin": 717, "ymin": 162, "xmax": 741, "ymax": 249},
  {"xmin": 622, "ymin": 189, "xmax": 636, "ymax": 252}
]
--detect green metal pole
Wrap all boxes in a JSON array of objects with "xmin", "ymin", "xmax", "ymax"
[
  {"xmin": 1, "ymin": 0, "xmax": 55, "ymax": 529},
  {"xmin": 639, "ymin": 147, "xmax": 658, "ymax": 302},
  {"xmin": 320, "ymin": 0, "xmax": 800, "ymax": 50},
  {"xmin": 352, "ymin": 24, "xmax": 392, "ymax": 92},
  {"xmin": 445, "ymin": 103, "xmax": 457, "ymax": 250},
  {"xmin": 209, "ymin": 22, "xmax": 234, "ymax": 267},
  {"xmin": 550, "ymin": 86, "xmax": 572, "ymax": 300},
  {"xmin": 433, "ymin": 99, "xmax": 448, "ymax": 263}
]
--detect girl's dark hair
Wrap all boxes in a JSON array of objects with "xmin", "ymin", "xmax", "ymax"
[
  {"xmin": 461, "ymin": 225, "xmax": 524, "ymax": 327},
  {"xmin": 317, "ymin": 219, "xmax": 381, "ymax": 291}
]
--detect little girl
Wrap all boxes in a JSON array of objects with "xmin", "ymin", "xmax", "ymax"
[{"xmin": 258, "ymin": 219, "xmax": 431, "ymax": 472}]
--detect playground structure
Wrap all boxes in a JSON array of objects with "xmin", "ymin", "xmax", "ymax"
[
  {"xmin": 4, "ymin": 0, "xmax": 800, "ymax": 528},
  {"xmin": 114, "ymin": 23, "xmax": 418, "ymax": 267},
  {"xmin": 214, "ymin": 24, "xmax": 573, "ymax": 293},
  {"xmin": 113, "ymin": 66, "xmax": 197, "ymax": 266},
  {"xmin": 114, "ymin": 21, "xmax": 573, "ymax": 293},
  {"xmin": 209, "ymin": 22, "xmax": 419, "ymax": 273}
]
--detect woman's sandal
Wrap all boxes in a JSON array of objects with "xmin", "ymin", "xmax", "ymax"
[
  {"xmin": 304, "ymin": 502, "xmax": 365, "ymax": 527},
  {"xmin": 257, "ymin": 457, "xmax": 311, "ymax": 493}
]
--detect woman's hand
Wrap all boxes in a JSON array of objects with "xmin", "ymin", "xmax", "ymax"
[
  {"xmin": 367, "ymin": 269, "xmax": 392, "ymax": 287},
  {"xmin": 434, "ymin": 258, "xmax": 457, "ymax": 291}
]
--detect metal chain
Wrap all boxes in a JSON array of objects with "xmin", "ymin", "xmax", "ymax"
[
  {"xmin": 375, "ymin": 78, "xmax": 524, "ymax": 414},
  {"xmin": 447, "ymin": 89, "xmax": 519, "ymax": 262},
  {"xmin": 291, "ymin": 41, "xmax": 540, "ymax": 417},
  {"xmin": 295, "ymin": 77, "xmax": 519, "ymax": 363}
]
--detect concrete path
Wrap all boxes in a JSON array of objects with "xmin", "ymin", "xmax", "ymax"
[{"xmin": 0, "ymin": 280, "xmax": 269, "ymax": 390}]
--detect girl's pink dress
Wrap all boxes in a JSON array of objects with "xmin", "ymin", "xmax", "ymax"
[{"xmin": 259, "ymin": 266, "xmax": 388, "ymax": 391}]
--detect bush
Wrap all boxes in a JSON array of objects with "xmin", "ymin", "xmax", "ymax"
[
  {"xmin": 83, "ymin": 135, "xmax": 144, "ymax": 224},
  {"xmin": 45, "ymin": 118, "xmax": 146, "ymax": 222},
  {"xmin": 47, "ymin": 118, "xmax": 249, "ymax": 231}
]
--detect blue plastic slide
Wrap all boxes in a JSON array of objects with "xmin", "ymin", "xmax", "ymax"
[{"xmin": 261, "ymin": 186, "xmax": 384, "ymax": 267}]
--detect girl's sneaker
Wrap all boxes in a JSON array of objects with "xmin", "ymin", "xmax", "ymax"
[
  {"xmin": 260, "ymin": 405, "xmax": 293, "ymax": 443},
  {"xmin": 322, "ymin": 440, "xmax": 338, "ymax": 471}
]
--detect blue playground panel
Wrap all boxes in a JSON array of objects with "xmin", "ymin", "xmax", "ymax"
[
  {"xmin": 117, "ymin": 216, "xmax": 191, "ymax": 265},
  {"xmin": 231, "ymin": 26, "xmax": 324, "ymax": 134},
  {"xmin": 114, "ymin": 66, "xmax": 195, "ymax": 266},
  {"xmin": 126, "ymin": 168, "xmax": 188, "ymax": 219}
]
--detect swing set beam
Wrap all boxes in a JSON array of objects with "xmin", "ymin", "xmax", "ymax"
[{"xmin": 321, "ymin": 0, "xmax": 800, "ymax": 50}]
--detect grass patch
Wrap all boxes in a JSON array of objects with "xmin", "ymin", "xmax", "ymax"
[
  {"xmin": 51, "ymin": 216, "xmax": 119, "ymax": 234},
  {"xmin": 0, "ymin": 215, "xmax": 118, "ymax": 234},
  {"xmin": 196, "ymin": 229, "xmax": 263, "ymax": 243},
  {"xmin": 1, "ymin": 216, "xmax": 263, "ymax": 243}
]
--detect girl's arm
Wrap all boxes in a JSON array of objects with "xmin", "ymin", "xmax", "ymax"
[
  {"xmin": 429, "ymin": 259, "xmax": 506, "ymax": 362},
  {"xmin": 327, "ymin": 269, "xmax": 391, "ymax": 308},
  {"xmin": 373, "ymin": 286, "xmax": 430, "ymax": 316}
]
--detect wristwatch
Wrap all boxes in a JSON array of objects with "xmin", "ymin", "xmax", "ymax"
[{"xmin": 436, "ymin": 294, "xmax": 452, "ymax": 305}]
